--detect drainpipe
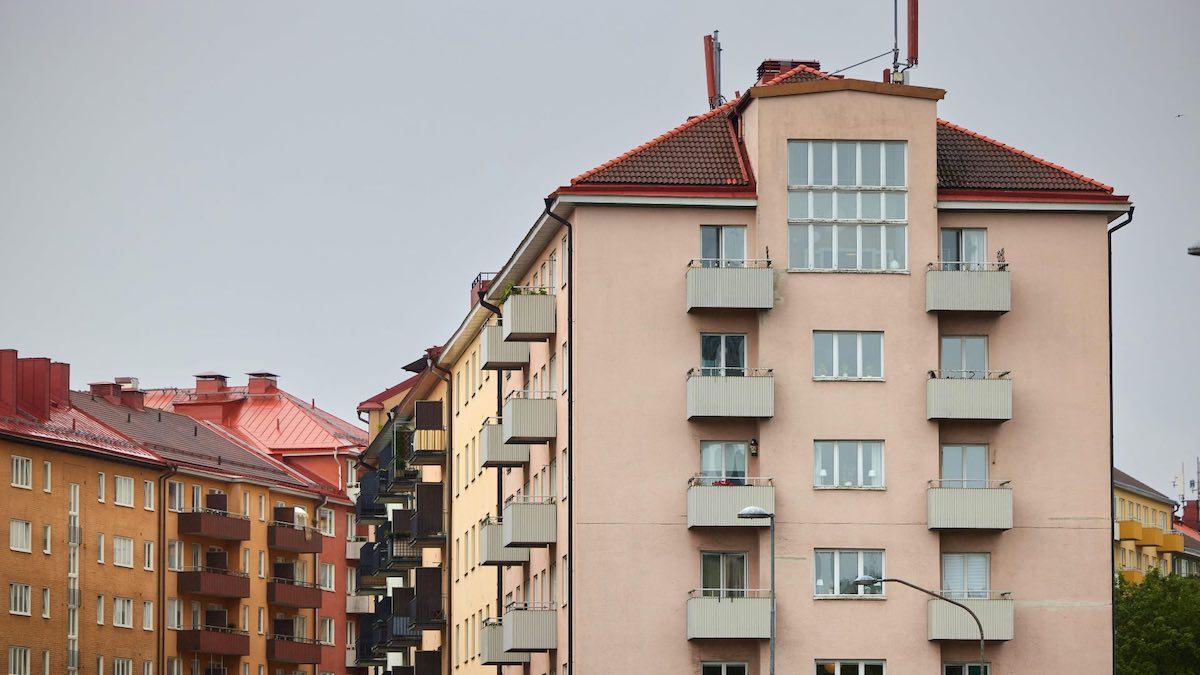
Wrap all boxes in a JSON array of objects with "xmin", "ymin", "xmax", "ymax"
[
  {"xmin": 476, "ymin": 291, "xmax": 507, "ymax": 670},
  {"xmin": 157, "ymin": 464, "xmax": 177, "ymax": 675},
  {"xmin": 1108, "ymin": 204, "xmax": 1133, "ymax": 666},
  {"xmin": 541, "ymin": 197, "xmax": 573, "ymax": 674},
  {"xmin": 313, "ymin": 494, "xmax": 329, "ymax": 675},
  {"xmin": 427, "ymin": 357, "xmax": 453, "ymax": 666}
]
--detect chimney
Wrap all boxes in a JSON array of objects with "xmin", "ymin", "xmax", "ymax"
[
  {"xmin": 194, "ymin": 372, "xmax": 228, "ymax": 395},
  {"xmin": 246, "ymin": 372, "xmax": 278, "ymax": 395},
  {"xmin": 756, "ymin": 59, "xmax": 823, "ymax": 85},
  {"xmin": 119, "ymin": 389, "xmax": 145, "ymax": 411},
  {"xmin": 88, "ymin": 382, "xmax": 122, "ymax": 404},
  {"xmin": 0, "ymin": 350, "xmax": 17, "ymax": 418},
  {"xmin": 16, "ymin": 358, "xmax": 51, "ymax": 421},
  {"xmin": 1182, "ymin": 500, "xmax": 1200, "ymax": 531},
  {"xmin": 49, "ymin": 362, "xmax": 70, "ymax": 407}
]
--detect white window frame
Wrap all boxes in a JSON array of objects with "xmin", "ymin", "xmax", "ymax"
[
  {"xmin": 814, "ymin": 661, "xmax": 886, "ymax": 674},
  {"xmin": 41, "ymin": 525, "xmax": 50, "ymax": 554},
  {"xmin": 9, "ymin": 519, "xmax": 31, "ymax": 553},
  {"xmin": 814, "ymin": 549, "xmax": 886, "ymax": 597},
  {"xmin": 11, "ymin": 456, "xmax": 32, "ymax": 489},
  {"xmin": 97, "ymin": 472, "xmax": 105, "ymax": 502},
  {"xmin": 700, "ymin": 665, "xmax": 749, "ymax": 675},
  {"xmin": 166, "ymin": 598, "xmax": 181, "ymax": 630},
  {"xmin": 143, "ymin": 601, "xmax": 154, "ymax": 630},
  {"xmin": 97, "ymin": 533, "xmax": 105, "ymax": 563},
  {"xmin": 143, "ymin": 481, "xmax": 155, "ymax": 511},
  {"xmin": 113, "ymin": 536, "xmax": 134, "ymax": 568},
  {"xmin": 698, "ymin": 224, "xmax": 748, "ymax": 268},
  {"xmin": 41, "ymin": 461, "xmax": 50, "ymax": 493},
  {"xmin": 318, "ymin": 508, "xmax": 335, "ymax": 537},
  {"xmin": 319, "ymin": 617, "xmax": 335, "ymax": 645},
  {"xmin": 319, "ymin": 563, "xmax": 335, "ymax": 591},
  {"xmin": 167, "ymin": 541, "xmax": 182, "ymax": 572},
  {"xmin": 113, "ymin": 658, "xmax": 132, "ymax": 675},
  {"xmin": 941, "ymin": 553, "xmax": 991, "ymax": 600},
  {"xmin": 813, "ymin": 331, "xmax": 884, "ymax": 381},
  {"xmin": 144, "ymin": 541, "xmax": 155, "ymax": 570},
  {"xmin": 167, "ymin": 481, "xmax": 183, "ymax": 512},
  {"xmin": 96, "ymin": 595, "xmax": 104, "ymax": 624},
  {"xmin": 40, "ymin": 587, "xmax": 48, "ymax": 618},
  {"xmin": 813, "ymin": 441, "xmax": 885, "ymax": 489},
  {"xmin": 699, "ymin": 333, "xmax": 748, "ymax": 377},
  {"xmin": 9, "ymin": 582, "xmax": 31, "ymax": 615},
  {"xmin": 7, "ymin": 647, "xmax": 29, "ymax": 675},
  {"xmin": 113, "ymin": 597, "xmax": 133, "ymax": 628}
]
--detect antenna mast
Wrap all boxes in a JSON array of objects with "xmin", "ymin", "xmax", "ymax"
[{"xmin": 704, "ymin": 31, "xmax": 723, "ymax": 109}]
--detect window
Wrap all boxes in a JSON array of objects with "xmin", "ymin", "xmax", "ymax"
[
  {"xmin": 258, "ymin": 494, "xmax": 265, "ymax": 521},
  {"xmin": 8, "ymin": 647, "xmax": 29, "ymax": 675},
  {"xmin": 41, "ymin": 525, "xmax": 50, "ymax": 554},
  {"xmin": 942, "ymin": 553, "xmax": 989, "ymax": 599},
  {"xmin": 549, "ymin": 252, "xmax": 557, "ymax": 289},
  {"xmin": 113, "ymin": 597, "xmax": 133, "ymax": 628},
  {"xmin": 940, "ymin": 228, "xmax": 988, "ymax": 270},
  {"xmin": 699, "ymin": 225, "xmax": 747, "ymax": 267},
  {"xmin": 319, "ymin": 617, "xmax": 334, "ymax": 645},
  {"xmin": 96, "ymin": 657, "xmax": 103, "ymax": 675},
  {"xmin": 96, "ymin": 595, "xmax": 104, "ymax": 624},
  {"xmin": 97, "ymin": 533, "xmax": 105, "ymax": 563},
  {"xmin": 700, "ymin": 552, "xmax": 746, "ymax": 597},
  {"xmin": 814, "ymin": 441, "xmax": 884, "ymax": 488},
  {"xmin": 41, "ymin": 461, "xmax": 50, "ymax": 492},
  {"xmin": 813, "ymin": 331, "xmax": 883, "ymax": 380},
  {"xmin": 143, "ymin": 601, "xmax": 154, "ymax": 630},
  {"xmin": 143, "ymin": 481, "xmax": 154, "ymax": 510},
  {"xmin": 698, "ymin": 441, "xmax": 747, "ymax": 484},
  {"xmin": 190, "ymin": 485, "xmax": 200, "ymax": 510},
  {"xmin": 9, "ymin": 582, "xmax": 30, "ymax": 615},
  {"xmin": 10, "ymin": 519, "xmax": 31, "ymax": 552},
  {"xmin": 257, "ymin": 607, "xmax": 264, "ymax": 634},
  {"xmin": 113, "ymin": 658, "xmax": 131, "ymax": 675},
  {"xmin": 319, "ymin": 563, "xmax": 335, "ymax": 591},
  {"xmin": 97, "ymin": 472, "xmax": 105, "ymax": 502},
  {"xmin": 167, "ymin": 541, "xmax": 182, "ymax": 571},
  {"xmin": 167, "ymin": 481, "xmax": 182, "ymax": 511},
  {"xmin": 940, "ymin": 336, "xmax": 988, "ymax": 379},
  {"xmin": 258, "ymin": 551, "xmax": 265, "ymax": 578},
  {"xmin": 815, "ymin": 661, "xmax": 885, "ymax": 674},
  {"xmin": 144, "ymin": 541, "xmax": 154, "ymax": 570},
  {"xmin": 11, "ymin": 456, "xmax": 32, "ymax": 489},
  {"xmin": 787, "ymin": 140, "xmax": 906, "ymax": 271},
  {"xmin": 40, "ymin": 588, "xmax": 48, "ymax": 618},
  {"xmin": 702, "ymin": 665, "xmax": 747, "ymax": 675},
  {"xmin": 113, "ymin": 537, "xmax": 134, "ymax": 568},
  {"xmin": 241, "ymin": 548, "xmax": 249, "ymax": 574},
  {"xmin": 143, "ymin": 662, "xmax": 153, "ymax": 675},
  {"xmin": 700, "ymin": 333, "xmax": 746, "ymax": 376},
  {"xmin": 814, "ymin": 549, "xmax": 884, "ymax": 596},
  {"xmin": 940, "ymin": 445, "xmax": 988, "ymax": 488},
  {"xmin": 166, "ymin": 659, "xmax": 181, "ymax": 675},
  {"xmin": 240, "ymin": 605, "xmax": 248, "ymax": 632},
  {"xmin": 41, "ymin": 651, "xmax": 48, "ymax": 675}
]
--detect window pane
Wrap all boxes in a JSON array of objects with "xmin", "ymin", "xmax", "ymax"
[
  {"xmin": 861, "ymin": 142, "xmax": 882, "ymax": 185},
  {"xmin": 725, "ymin": 443, "xmax": 747, "ymax": 480},
  {"xmin": 837, "ymin": 333, "xmax": 858, "ymax": 378},
  {"xmin": 838, "ymin": 442, "xmax": 858, "ymax": 487},
  {"xmin": 835, "ymin": 192, "xmax": 856, "ymax": 222},
  {"xmin": 885, "ymin": 191, "xmax": 906, "ymax": 220},
  {"xmin": 813, "ymin": 141, "xmax": 833, "ymax": 185},
  {"xmin": 864, "ymin": 665, "xmax": 884, "ymax": 675},
  {"xmin": 861, "ymin": 225, "xmax": 882, "ymax": 270},
  {"xmin": 945, "ymin": 667, "xmax": 965, "ymax": 675},
  {"xmin": 863, "ymin": 442, "xmax": 883, "ymax": 487},
  {"xmin": 724, "ymin": 554, "xmax": 746, "ymax": 593},
  {"xmin": 813, "ymin": 333, "xmax": 835, "ymax": 377},
  {"xmin": 702, "ymin": 667, "xmax": 723, "ymax": 675},
  {"xmin": 701, "ymin": 554, "xmax": 721, "ymax": 594},
  {"xmin": 962, "ymin": 229, "xmax": 987, "ymax": 267},
  {"xmin": 788, "ymin": 141, "xmax": 809, "ymax": 185},
  {"xmin": 884, "ymin": 141, "xmax": 906, "ymax": 186},
  {"xmin": 701, "ymin": 226, "xmax": 720, "ymax": 263},
  {"xmin": 727, "ymin": 667, "xmax": 747, "ymax": 675},
  {"xmin": 723, "ymin": 227, "xmax": 746, "ymax": 263},
  {"xmin": 838, "ymin": 551, "xmax": 859, "ymax": 594},
  {"xmin": 788, "ymin": 225, "xmax": 810, "ymax": 269},
  {"xmin": 837, "ymin": 225, "xmax": 857, "ymax": 269},
  {"xmin": 814, "ymin": 442, "xmax": 835, "ymax": 487},
  {"xmin": 885, "ymin": 225, "xmax": 906, "ymax": 270},
  {"xmin": 814, "ymin": 551, "xmax": 834, "ymax": 595},
  {"xmin": 839, "ymin": 665, "xmax": 859, "ymax": 675},
  {"xmin": 813, "ymin": 225, "xmax": 834, "ymax": 269},
  {"xmin": 724, "ymin": 335, "xmax": 745, "ymax": 375},
  {"xmin": 941, "ymin": 446, "xmax": 964, "ymax": 487},
  {"xmin": 837, "ymin": 143, "xmax": 857, "ymax": 186},
  {"xmin": 701, "ymin": 335, "xmax": 722, "ymax": 372},
  {"xmin": 941, "ymin": 337, "xmax": 963, "ymax": 376},
  {"xmin": 699, "ymin": 443, "xmax": 723, "ymax": 483},
  {"xmin": 964, "ymin": 445, "xmax": 987, "ymax": 488},
  {"xmin": 861, "ymin": 333, "xmax": 882, "ymax": 378},
  {"xmin": 941, "ymin": 228, "xmax": 961, "ymax": 267},
  {"xmin": 963, "ymin": 337, "xmax": 987, "ymax": 376},
  {"xmin": 861, "ymin": 191, "xmax": 882, "ymax": 220},
  {"xmin": 813, "ymin": 191, "xmax": 833, "ymax": 219},
  {"xmin": 788, "ymin": 190, "xmax": 810, "ymax": 219},
  {"xmin": 862, "ymin": 552, "xmax": 883, "ymax": 594}
]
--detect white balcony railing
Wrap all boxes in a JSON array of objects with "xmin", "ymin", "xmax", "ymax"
[
  {"xmin": 927, "ymin": 592, "xmax": 1014, "ymax": 641},
  {"xmin": 926, "ymin": 480, "xmax": 1013, "ymax": 530},
  {"xmin": 481, "ymin": 619, "xmax": 530, "ymax": 664},
  {"xmin": 926, "ymin": 371, "xmax": 1012, "ymax": 421},
  {"xmin": 926, "ymin": 261, "xmax": 1011, "ymax": 313},
  {"xmin": 502, "ymin": 603, "xmax": 557, "ymax": 652},
  {"xmin": 502, "ymin": 289, "xmax": 556, "ymax": 342},
  {"xmin": 686, "ymin": 368, "xmax": 775, "ymax": 419},
  {"xmin": 502, "ymin": 391, "xmax": 557, "ymax": 443},
  {"xmin": 686, "ymin": 589, "xmax": 771, "ymax": 639},
  {"xmin": 502, "ymin": 496, "xmax": 556, "ymax": 547},
  {"xmin": 481, "ymin": 417, "xmax": 530, "ymax": 467},
  {"xmin": 686, "ymin": 476, "xmax": 775, "ymax": 528},
  {"xmin": 686, "ymin": 259, "xmax": 774, "ymax": 312}
]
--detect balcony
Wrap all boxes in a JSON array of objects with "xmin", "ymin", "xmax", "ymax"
[
  {"xmin": 480, "ymin": 619, "xmax": 530, "ymax": 664},
  {"xmin": 386, "ymin": 508, "xmax": 415, "ymax": 538},
  {"xmin": 355, "ymin": 541, "xmax": 386, "ymax": 595},
  {"xmin": 926, "ymin": 372, "xmax": 1012, "ymax": 422},
  {"xmin": 354, "ymin": 616, "xmax": 386, "ymax": 666},
  {"xmin": 178, "ymin": 567, "xmax": 251, "ymax": 599},
  {"xmin": 1119, "ymin": 568, "xmax": 1146, "ymax": 584},
  {"xmin": 346, "ymin": 594, "xmax": 373, "ymax": 614},
  {"xmin": 268, "ymin": 508, "xmax": 323, "ymax": 553},
  {"xmin": 387, "ymin": 615, "xmax": 422, "ymax": 648},
  {"xmin": 1117, "ymin": 519, "xmax": 1143, "ymax": 541},
  {"xmin": 926, "ymin": 480, "xmax": 1013, "ymax": 530},
  {"xmin": 481, "ymin": 418, "xmax": 530, "ymax": 467},
  {"xmin": 267, "ymin": 636, "xmax": 323, "ymax": 664},
  {"xmin": 482, "ymin": 323, "xmax": 530, "ymax": 370},
  {"xmin": 1139, "ymin": 526, "xmax": 1164, "ymax": 548},
  {"xmin": 480, "ymin": 517, "xmax": 529, "ymax": 565},
  {"xmin": 502, "ymin": 289, "xmax": 556, "ymax": 342},
  {"xmin": 411, "ymin": 567, "xmax": 445, "ymax": 629},
  {"xmin": 178, "ymin": 508, "xmax": 251, "ymax": 541},
  {"xmin": 503, "ymin": 497, "xmax": 556, "ymax": 547},
  {"xmin": 408, "ymin": 428, "xmax": 446, "ymax": 466},
  {"xmin": 267, "ymin": 579, "xmax": 323, "ymax": 609},
  {"xmin": 414, "ymin": 651, "xmax": 441, "ymax": 675},
  {"xmin": 926, "ymin": 262, "xmax": 1011, "ymax": 313},
  {"xmin": 1161, "ymin": 532, "xmax": 1186, "ymax": 553},
  {"xmin": 346, "ymin": 538, "xmax": 367, "ymax": 560},
  {"xmin": 410, "ymin": 483, "xmax": 446, "ymax": 548},
  {"xmin": 686, "ymin": 259, "xmax": 774, "ymax": 312},
  {"xmin": 355, "ymin": 471, "xmax": 386, "ymax": 524},
  {"xmin": 502, "ymin": 392, "xmax": 556, "ymax": 443},
  {"xmin": 177, "ymin": 626, "xmax": 251, "ymax": 656},
  {"xmin": 686, "ymin": 368, "xmax": 775, "ymax": 419},
  {"xmin": 502, "ymin": 603, "xmax": 557, "ymax": 652},
  {"xmin": 381, "ymin": 539, "xmax": 422, "ymax": 573},
  {"xmin": 927, "ymin": 594, "xmax": 1014, "ymax": 641},
  {"xmin": 686, "ymin": 590, "xmax": 771, "ymax": 640},
  {"xmin": 378, "ymin": 444, "xmax": 421, "ymax": 502},
  {"xmin": 686, "ymin": 476, "xmax": 775, "ymax": 528}
]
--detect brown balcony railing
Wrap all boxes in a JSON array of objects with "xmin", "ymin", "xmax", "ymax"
[
  {"xmin": 178, "ymin": 567, "xmax": 251, "ymax": 599},
  {"xmin": 267, "ymin": 578, "xmax": 323, "ymax": 608},
  {"xmin": 267, "ymin": 635, "xmax": 324, "ymax": 664},
  {"xmin": 268, "ymin": 521, "xmax": 323, "ymax": 553},
  {"xmin": 177, "ymin": 626, "xmax": 251, "ymax": 656},
  {"xmin": 178, "ymin": 509, "xmax": 251, "ymax": 541}
]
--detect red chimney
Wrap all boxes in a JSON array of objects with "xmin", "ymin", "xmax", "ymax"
[
  {"xmin": 16, "ymin": 357, "xmax": 51, "ymax": 421},
  {"xmin": 756, "ymin": 59, "xmax": 823, "ymax": 85},
  {"xmin": 247, "ymin": 372, "xmax": 278, "ymax": 395},
  {"xmin": 119, "ymin": 389, "xmax": 145, "ymax": 411},
  {"xmin": 195, "ymin": 372, "xmax": 228, "ymax": 395},
  {"xmin": 50, "ymin": 362, "xmax": 70, "ymax": 407},
  {"xmin": 1182, "ymin": 500, "xmax": 1200, "ymax": 531},
  {"xmin": 89, "ymin": 382, "xmax": 122, "ymax": 404},
  {"xmin": 0, "ymin": 350, "xmax": 16, "ymax": 418}
]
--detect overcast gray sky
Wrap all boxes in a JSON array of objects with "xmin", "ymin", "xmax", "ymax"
[{"xmin": 1, "ymin": 1, "xmax": 1196, "ymax": 498}]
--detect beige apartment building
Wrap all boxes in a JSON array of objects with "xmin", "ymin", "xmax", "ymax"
[{"xmin": 356, "ymin": 58, "xmax": 1130, "ymax": 674}]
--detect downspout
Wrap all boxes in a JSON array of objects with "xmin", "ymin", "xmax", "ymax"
[
  {"xmin": 312, "ymin": 495, "xmax": 329, "ymax": 675},
  {"xmin": 541, "ymin": 198, "xmax": 573, "ymax": 674},
  {"xmin": 476, "ymin": 291, "xmax": 506, "ymax": 673},
  {"xmin": 1108, "ymin": 204, "xmax": 1133, "ymax": 666},
  {"xmin": 157, "ymin": 463, "xmax": 177, "ymax": 675},
  {"xmin": 427, "ymin": 357, "xmax": 453, "ymax": 666}
]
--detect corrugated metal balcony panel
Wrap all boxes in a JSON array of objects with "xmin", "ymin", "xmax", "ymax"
[
  {"xmin": 178, "ymin": 569, "xmax": 251, "ymax": 599},
  {"xmin": 481, "ymin": 420, "xmax": 530, "ymax": 467},
  {"xmin": 266, "ymin": 637, "xmax": 323, "ymax": 664},
  {"xmin": 480, "ymin": 519, "xmax": 530, "ymax": 565},
  {"xmin": 501, "ymin": 293, "xmax": 556, "ymax": 342},
  {"xmin": 385, "ymin": 616, "xmax": 422, "ymax": 647},
  {"xmin": 344, "ymin": 649, "xmax": 357, "ymax": 668},
  {"xmin": 926, "ymin": 268, "xmax": 1011, "ymax": 313},
  {"xmin": 1117, "ymin": 520, "xmax": 1143, "ymax": 541},
  {"xmin": 177, "ymin": 628, "xmax": 251, "ymax": 656},
  {"xmin": 411, "ymin": 567, "xmax": 445, "ymax": 628},
  {"xmin": 346, "ymin": 594, "xmax": 373, "ymax": 614},
  {"xmin": 502, "ymin": 499, "xmax": 556, "ymax": 547},
  {"xmin": 685, "ymin": 265, "xmax": 774, "ymax": 312},
  {"xmin": 927, "ymin": 597, "xmax": 1014, "ymax": 641},
  {"xmin": 502, "ymin": 606, "xmax": 557, "ymax": 652},
  {"xmin": 267, "ymin": 523, "xmax": 323, "ymax": 553},
  {"xmin": 1161, "ymin": 533, "xmax": 1186, "ymax": 553},
  {"xmin": 480, "ymin": 620, "xmax": 530, "ymax": 664},
  {"xmin": 178, "ymin": 511, "xmax": 252, "ymax": 541},
  {"xmin": 502, "ymin": 396, "xmax": 557, "ymax": 443},
  {"xmin": 482, "ymin": 324, "xmax": 530, "ymax": 370},
  {"xmin": 926, "ymin": 485, "xmax": 1013, "ymax": 530},
  {"xmin": 1139, "ymin": 526, "xmax": 1164, "ymax": 548},
  {"xmin": 686, "ymin": 481, "xmax": 775, "ymax": 528},
  {"xmin": 926, "ymin": 378, "xmax": 1012, "ymax": 421},
  {"xmin": 686, "ymin": 592, "xmax": 771, "ymax": 640},
  {"xmin": 409, "ymin": 429, "xmax": 446, "ymax": 466},
  {"xmin": 686, "ymin": 372, "xmax": 775, "ymax": 419},
  {"xmin": 267, "ymin": 580, "xmax": 323, "ymax": 609}
]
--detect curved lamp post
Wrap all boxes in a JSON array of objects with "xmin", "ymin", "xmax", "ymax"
[
  {"xmin": 1189, "ymin": 242, "xmax": 1200, "ymax": 256},
  {"xmin": 854, "ymin": 574, "xmax": 986, "ymax": 666},
  {"xmin": 737, "ymin": 506, "xmax": 774, "ymax": 675}
]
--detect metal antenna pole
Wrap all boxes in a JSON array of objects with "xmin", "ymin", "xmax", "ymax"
[{"xmin": 892, "ymin": 0, "xmax": 900, "ymax": 73}]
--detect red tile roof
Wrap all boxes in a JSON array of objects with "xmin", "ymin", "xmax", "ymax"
[
  {"xmin": 936, "ymin": 119, "xmax": 1113, "ymax": 193},
  {"xmin": 357, "ymin": 373, "xmax": 420, "ymax": 412},
  {"xmin": 0, "ymin": 404, "xmax": 160, "ymax": 465}
]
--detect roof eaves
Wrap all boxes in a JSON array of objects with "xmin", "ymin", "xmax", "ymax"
[{"xmin": 937, "ymin": 119, "xmax": 1114, "ymax": 193}]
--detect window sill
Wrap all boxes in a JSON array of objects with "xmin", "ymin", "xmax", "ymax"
[
  {"xmin": 813, "ymin": 486, "xmax": 886, "ymax": 491},
  {"xmin": 813, "ymin": 377, "xmax": 886, "ymax": 383},
  {"xmin": 11, "ymin": 483, "xmax": 31, "ymax": 490},
  {"xmin": 787, "ymin": 268, "xmax": 910, "ymax": 275},
  {"xmin": 813, "ymin": 595, "xmax": 887, "ymax": 601}
]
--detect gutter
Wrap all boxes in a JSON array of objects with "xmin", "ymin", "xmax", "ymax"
[
  {"xmin": 1108, "ymin": 204, "xmax": 1134, "ymax": 669},
  {"xmin": 157, "ymin": 463, "xmax": 177, "ymax": 675}
]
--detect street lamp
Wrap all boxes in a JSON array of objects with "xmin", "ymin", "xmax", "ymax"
[
  {"xmin": 737, "ymin": 506, "xmax": 775, "ymax": 675},
  {"xmin": 854, "ymin": 575, "xmax": 986, "ymax": 666},
  {"xmin": 1189, "ymin": 242, "xmax": 1200, "ymax": 256}
]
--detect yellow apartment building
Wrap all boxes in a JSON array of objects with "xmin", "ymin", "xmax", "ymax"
[{"xmin": 1113, "ymin": 468, "xmax": 1185, "ymax": 582}]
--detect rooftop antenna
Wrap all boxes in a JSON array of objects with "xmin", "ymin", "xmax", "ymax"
[
  {"xmin": 889, "ymin": 0, "xmax": 919, "ymax": 83},
  {"xmin": 704, "ymin": 30, "xmax": 724, "ymax": 109}
]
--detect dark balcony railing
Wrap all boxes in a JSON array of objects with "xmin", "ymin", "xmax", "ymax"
[
  {"xmin": 411, "ymin": 567, "xmax": 445, "ymax": 629},
  {"xmin": 267, "ymin": 577, "xmax": 323, "ymax": 608},
  {"xmin": 354, "ymin": 616, "xmax": 386, "ymax": 666},
  {"xmin": 414, "ymin": 650, "xmax": 441, "ymax": 675},
  {"xmin": 268, "ymin": 519, "xmax": 323, "ymax": 554},
  {"xmin": 380, "ymin": 442, "xmax": 420, "ymax": 499},
  {"xmin": 355, "ymin": 471, "xmax": 386, "ymax": 523},
  {"xmin": 178, "ymin": 567, "xmax": 251, "ymax": 599},
  {"xmin": 177, "ymin": 626, "xmax": 251, "ymax": 656},
  {"xmin": 409, "ymin": 483, "xmax": 445, "ymax": 548},
  {"xmin": 356, "ymin": 541, "xmax": 386, "ymax": 595},
  {"xmin": 381, "ymin": 540, "xmax": 422, "ymax": 573},
  {"xmin": 178, "ymin": 509, "xmax": 251, "ymax": 541},
  {"xmin": 266, "ymin": 635, "xmax": 324, "ymax": 664}
]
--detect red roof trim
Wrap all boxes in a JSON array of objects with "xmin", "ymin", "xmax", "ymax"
[
  {"xmin": 556, "ymin": 184, "xmax": 757, "ymax": 199},
  {"xmin": 936, "ymin": 119, "xmax": 1114, "ymax": 193},
  {"xmin": 357, "ymin": 373, "xmax": 420, "ymax": 411},
  {"xmin": 938, "ymin": 188, "xmax": 1129, "ymax": 204}
]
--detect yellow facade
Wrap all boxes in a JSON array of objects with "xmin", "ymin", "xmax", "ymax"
[{"xmin": 1113, "ymin": 481, "xmax": 1176, "ymax": 581}]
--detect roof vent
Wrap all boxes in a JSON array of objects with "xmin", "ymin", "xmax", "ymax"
[{"xmin": 247, "ymin": 372, "xmax": 278, "ymax": 395}]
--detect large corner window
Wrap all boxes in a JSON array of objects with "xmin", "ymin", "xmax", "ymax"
[{"xmin": 787, "ymin": 140, "xmax": 907, "ymax": 272}]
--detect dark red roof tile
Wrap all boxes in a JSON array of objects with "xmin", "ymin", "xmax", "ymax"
[{"xmin": 936, "ymin": 119, "xmax": 1113, "ymax": 193}]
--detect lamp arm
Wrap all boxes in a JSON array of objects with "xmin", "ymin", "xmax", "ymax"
[{"xmin": 877, "ymin": 578, "xmax": 986, "ymax": 665}]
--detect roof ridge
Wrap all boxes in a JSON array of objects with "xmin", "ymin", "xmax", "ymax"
[
  {"xmin": 569, "ymin": 97, "xmax": 742, "ymax": 186},
  {"xmin": 760, "ymin": 61, "xmax": 835, "ymax": 86},
  {"xmin": 937, "ymin": 118, "xmax": 1113, "ymax": 193}
]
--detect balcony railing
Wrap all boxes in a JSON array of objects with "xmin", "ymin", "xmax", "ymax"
[
  {"xmin": 686, "ymin": 476, "xmax": 775, "ymax": 528},
  {"xmin": 926, "ymin": 479, "xmax": 1013, "ymax": 530},
  {"xmin": 408, "ymin": 428, "xmax": 446, "ymax": 466},
  {"xmin": 177, "ymin": 625, "xmax": 251, "ymax": 656},
  {"xmin": 503, "ymin": 496, "xmax": 556, "ymax": 547},
  {"xmin": 481, "ymin": 417, "xmax": 530, "ymax": 467},
  {"xmin": 482, "ymin": 323, "xmax": 530, "ymax": 370},
  {"xmin": 480, "ymin": 517, "xmax": 530, "ymax": 565},
  {"xmin": 686, "ymin": 368, "xmax": 775, "ymax": 419},
  {"xmin": 381, "ymin": 539, "xmax": 422, "ymax": 573},
  {"xmin": 927, "ymin": 592, "xmax": 1014, "ymax": 641},
  {"xmin": 481, "ymin": 618, "xmax": 530, "ymax": 664},
  {"xmin": 502, "ymin": 391, "xmax": 557, "ymax": 443},
  {"xmin": 501, "ymin": 289, "xmax": 556, "ymax": 342},
  {"xmin": 1119, "ymin": 567, "xmax": 1146, "ymax": 584},
  {"xmin": 686, "ymin": 589, "xmax": 771, "ymax": 640},
  {"xmin": 414, "ymin": 650, "xmax": 441, "ymax": 675},
  {"xmin": 355, "ymin": 471, "xmax": 386, "ymax": 524},
  {"xmin": 178, "ymin": 567, "xmax": 251, "ymax": 598},
  {"xmin": 686, "ymin": 259, "xmax": 774, "ymax": 312},
  {"xmin": 346, "ymin": 538, "xmax": 367, "ymax": 560},
  {"xmin": 1117, "ymin": 519, "xmax": 1143, "ymax": 541},
  {"xmin": 346, "ymin": 594, "xmax": 373, "ymax": 614},
  {"xmin": 354, "ymin": 617, "xmax": 386, "ymax": 666},
  {"xmin": 926, "ymin": 261, "xmax": 1011, "ymax": 313},
  {"xmin": 1161, "ymin": 532, "xmax": 1186, "ymax": 553},
  {"xmin": 386, "ymin": 615, "xmax": 423, "ymax": 647},
  {"xmin": 1139, "ymin": 526, "xmax": 1165, "ymax": 548},
  {"xmin": 267, "ymin": 521, "xmax": 323, "ymax": 553},
  {"xmin": 267, "ymin": 577, "xmax": 323, "ymax": 608},
  {"xmin": 411, "ymin": 567, "xmax": 445, "ymax": 629},
  {"xmin": 926, "ymin": 370, "xmax": 1012, "ymax": 421},
  {"xmin": 266, "ymin": 635, "xmax": 323, "ymax": 664},
  {"xmin": 178, "ymin": 508, "xmax": 252, "ymax": 541},
  {"xmin": 355, "ymin": 541, "xmax": 386, "ymax": 595},
  {"xmin": 502, "ymin": 602, "xmax": 557, "ymax": 652}
]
